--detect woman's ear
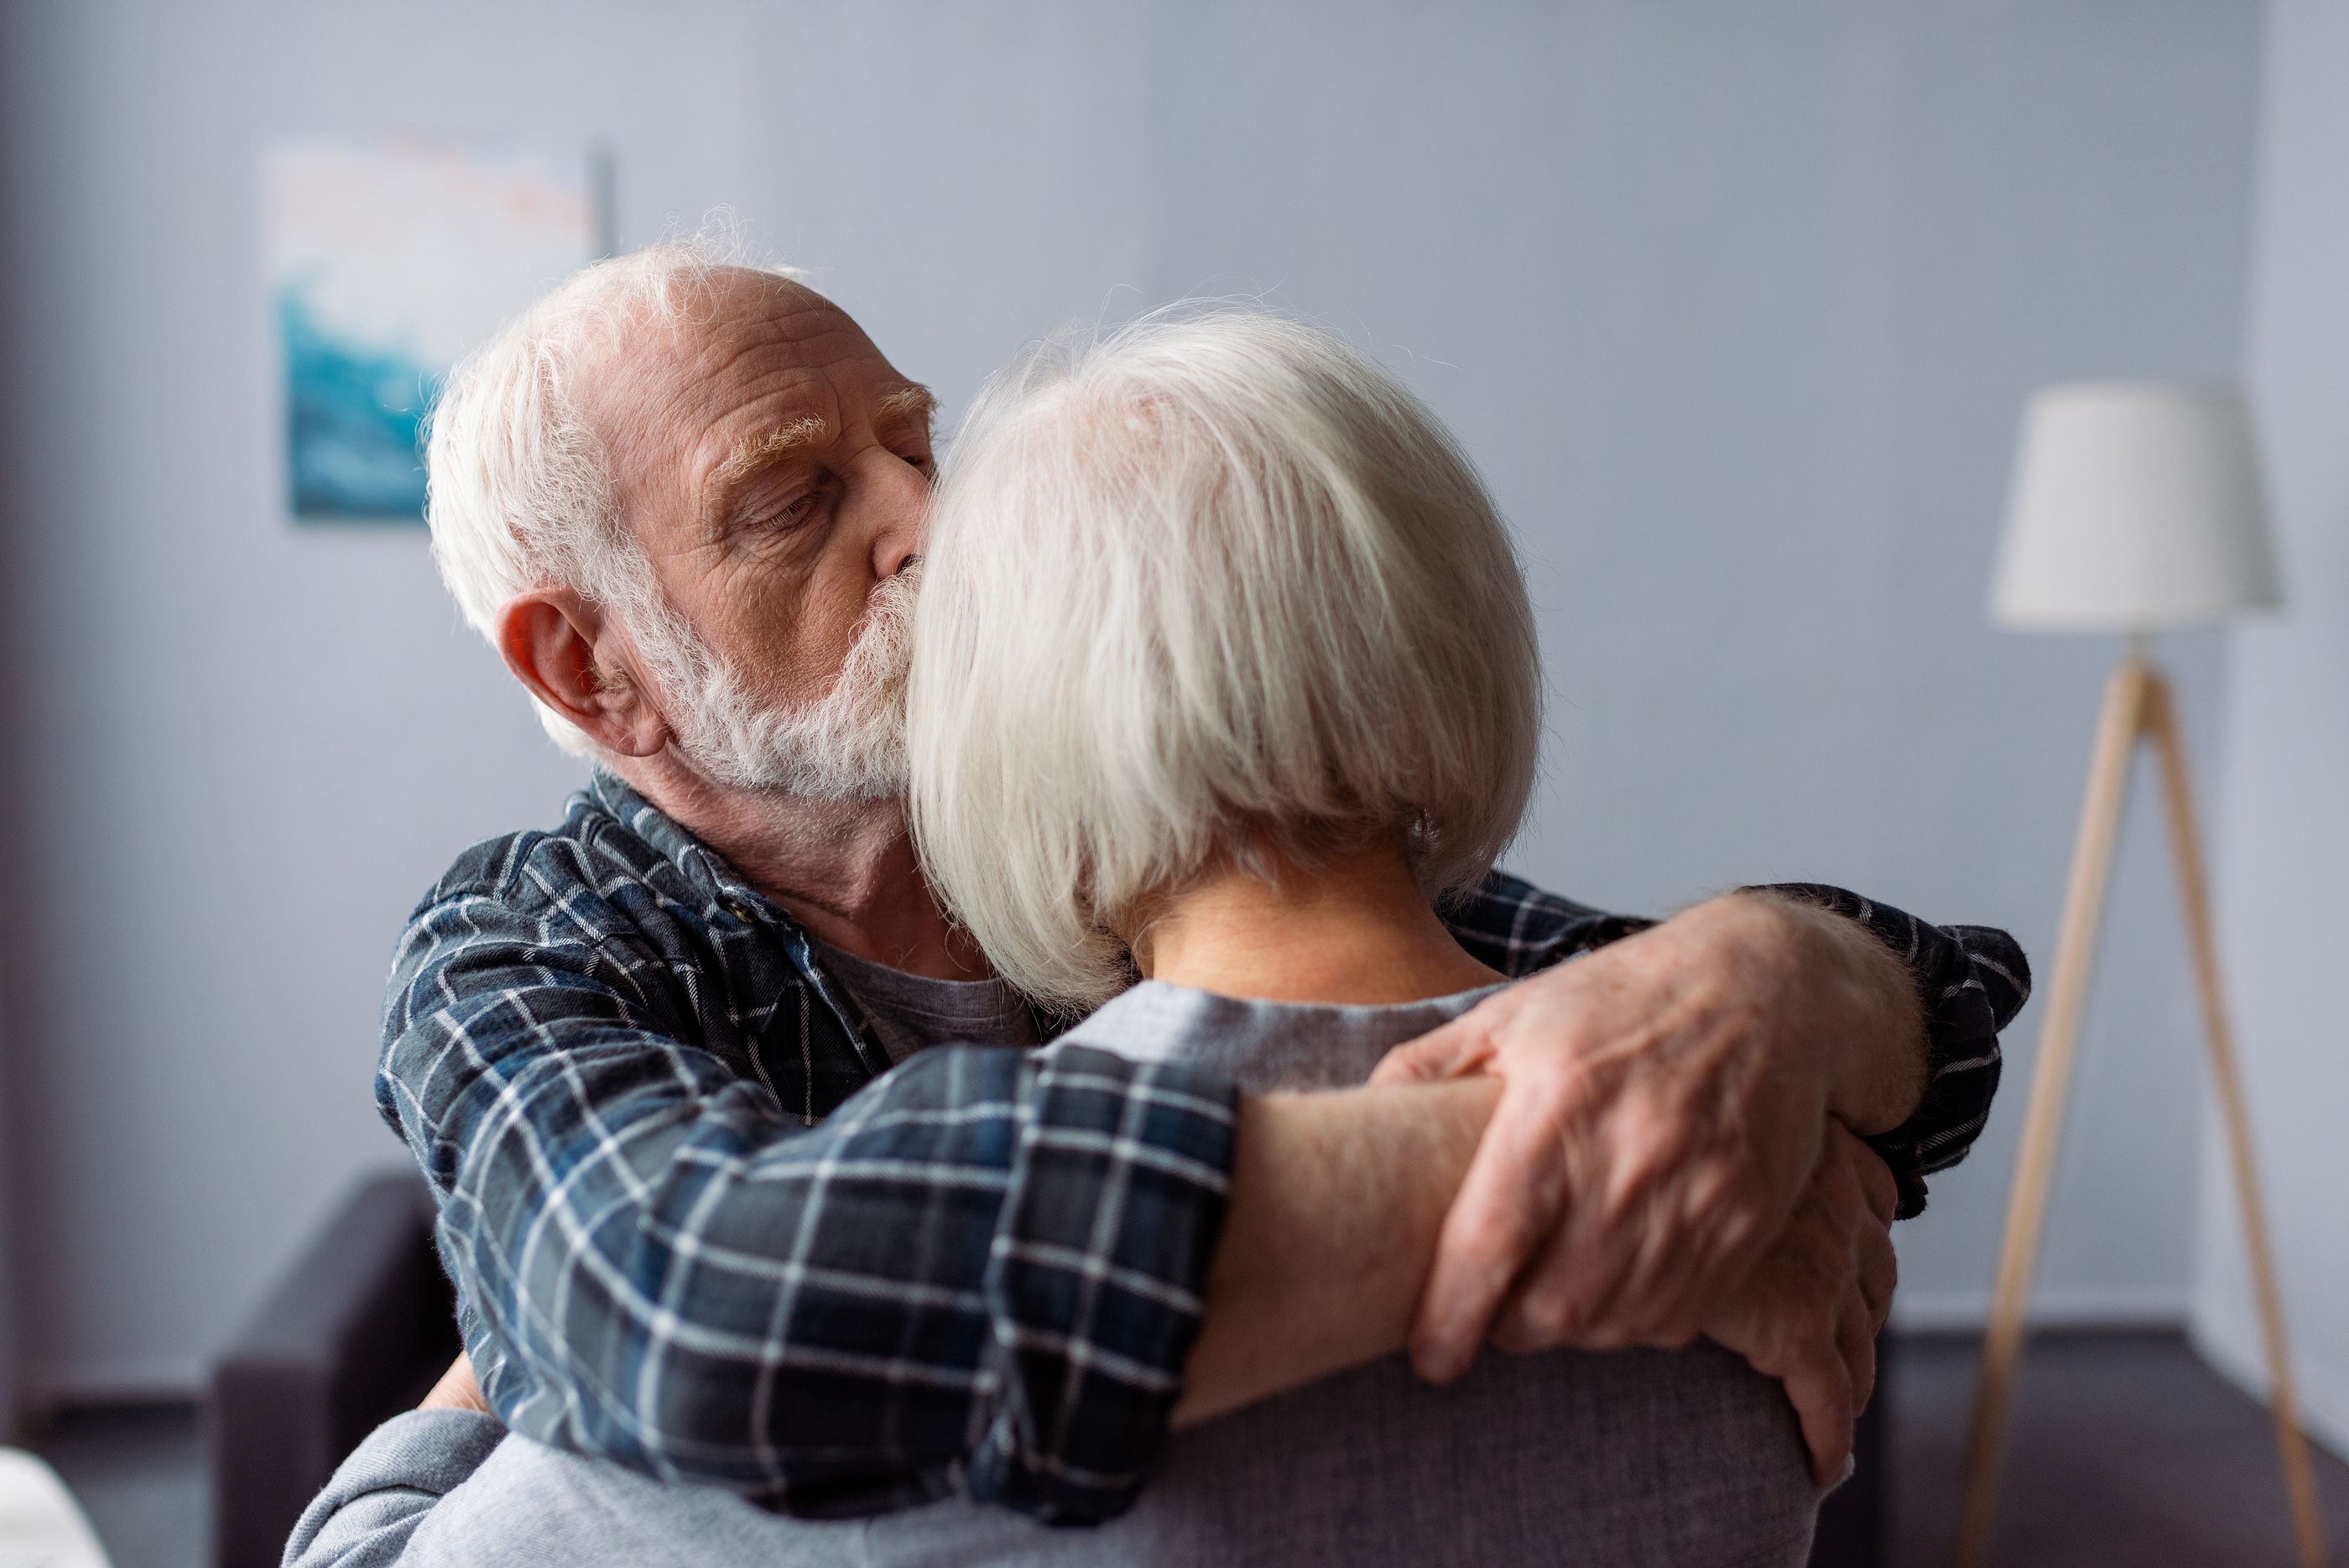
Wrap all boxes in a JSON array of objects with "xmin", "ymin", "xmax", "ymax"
[{"xmin": 494, "ymin": 590, "xmax": 672, "ymax": 758}]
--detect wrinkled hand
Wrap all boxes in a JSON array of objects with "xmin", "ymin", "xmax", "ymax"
[
  {"xmin": 419, "ymin": 1352, "xmax": 492, "ymax": 1416},
  {"xmin": 1371, "ymin": 892, "xmax": 1916, "ymax": 1380},
  {"xmin": 1701, "ymin": 1120, "xmax": 1898, "ymax": 1483}
]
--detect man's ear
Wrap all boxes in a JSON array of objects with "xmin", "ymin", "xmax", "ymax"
[{"xmin": 495, "ymin": 590, "xmax": 672, "ymax": 758}]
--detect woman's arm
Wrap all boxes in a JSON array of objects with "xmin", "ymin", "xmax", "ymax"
[{"xmin": 1173, "ymin": 1077, "xmax": 1502, "ymax": 1427}]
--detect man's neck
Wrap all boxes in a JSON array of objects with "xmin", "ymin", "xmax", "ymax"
[
  {"xmin": 1133, "ymin": 841, "xmax": 1506, "ymax": 1006},
  {"xmin": 612, "ymin": 752, "xmax": 987, "ymax": 981}
]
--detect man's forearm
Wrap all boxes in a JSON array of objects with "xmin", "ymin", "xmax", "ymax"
[
  {"xmin": 389, "ymin": 997, "xmax": 1239, "ymax": 1518},
  {"xmin": 1173, "ymin": 1076, "xmax": 1503, "ymax": 1427}
]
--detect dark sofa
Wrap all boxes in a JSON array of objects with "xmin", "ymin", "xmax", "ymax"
[
  {"xmin": 207, "ymin": 1170, "xmax": 1888, "ymax": 1568},
  {"xmin": 207, "ymin": 1172, "xmax": 459, "ymax": 1568}
]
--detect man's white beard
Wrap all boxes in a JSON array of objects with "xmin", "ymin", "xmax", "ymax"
[{"xmin": 636, "ymin": 565, "xmax": 919, "ymax": 802}]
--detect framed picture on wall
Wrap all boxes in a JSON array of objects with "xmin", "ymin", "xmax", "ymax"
[{"xmin": 264, "ymin": 138, "xmax": 606, "ymax": 523}]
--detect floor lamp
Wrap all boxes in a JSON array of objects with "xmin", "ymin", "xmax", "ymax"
[{"xmin": 1953, "ymin": 383, "xmax": 2326, "ymax": 1567}]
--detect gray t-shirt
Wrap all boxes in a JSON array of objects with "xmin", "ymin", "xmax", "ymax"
[
  {"xmin": 809, "ymin": 939, "xmax": 1038, "ymax": 1063},
  {"xmin": 287, "ymin": 981, "xmax": 1820, "ymax": 1568}
]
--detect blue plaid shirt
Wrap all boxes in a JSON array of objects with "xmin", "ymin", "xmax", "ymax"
[{"xmin": 378, "ymin": 773, "xmax": 2025, "ymax": 1522}]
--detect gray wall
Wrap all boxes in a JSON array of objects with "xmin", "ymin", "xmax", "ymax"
[
  {"xmin": 0, "ymin": 0, "xmax": 33, "ymax": 1433},
  {"xmin": 0, "ymin": 0, "xmax": 2263, "ymax": 1398},
  {"xmin": 2194, "ymin": 0, "xmax": 2349, "ymax": 1458}
]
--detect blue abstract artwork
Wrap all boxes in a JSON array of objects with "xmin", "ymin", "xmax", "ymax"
[{"xmin": 266, "ymin": 140, "xmax": 601, "ymax": 521}]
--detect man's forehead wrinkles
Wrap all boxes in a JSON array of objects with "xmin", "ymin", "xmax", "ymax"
[
  {"xmin": 593, "ymin": 290, "xmax": 909, "ymax": 528},
  {"xmin": 695, "ymin": 365, "xmax": 839, "ymax": 459},
  {"xmin": 711, "ymin": 300, "xmax": 874, "ymax": 364}
]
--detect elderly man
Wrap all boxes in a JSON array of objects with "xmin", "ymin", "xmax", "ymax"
[{"xmin": 357, "ymin": 242, "xmax": 2022, "ymax": 1537}]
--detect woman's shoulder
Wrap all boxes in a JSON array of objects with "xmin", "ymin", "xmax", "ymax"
[{"xmin": 1050, "ymin": 980, "xmax": 1511, "ymax": 1093}]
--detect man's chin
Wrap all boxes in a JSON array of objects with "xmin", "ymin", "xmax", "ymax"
[
  {"xmin": 754, "ymin": 772, "xmax": 910, "ymax": 807},
  {"xmin": 664, "ymin": 663, "xmax": 909, "ymax": 803},
  {"xmin": 690, "ymin": 737, "xmax": 910, "ymax": 805}
]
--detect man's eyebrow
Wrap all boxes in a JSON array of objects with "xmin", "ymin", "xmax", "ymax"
[
  {"xmin": 872, "ymin": 383, "xmax": 940, "ymax": 429},
  {"xmin": 703, "ymin": 416, "xmax": 832, "ymax": 527}
]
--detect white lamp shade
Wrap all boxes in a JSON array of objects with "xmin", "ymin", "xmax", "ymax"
[{"xmin": 1988, "ymin": 382, "xmax": 2282, "ymax": 633}]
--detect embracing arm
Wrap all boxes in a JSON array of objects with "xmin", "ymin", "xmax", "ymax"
[
  {"xmin": 380, "ymin": 886, "xmax": 1238, "ymax": 1523},
  {"xmin": 1176, "ymin": 1055, "xmax": 1900, "ymax": 1485},
  {"xmin": 1175, "ymin": 1076, "xmax": 1503, "ymax": 1427},
  {"xmin": 381, "ymin": 878, "xmax": 1543, "ymax": 1524},
  {"xmin": 1394, "ymin": 874, "xmax": 2028, "ymax": 1390}
]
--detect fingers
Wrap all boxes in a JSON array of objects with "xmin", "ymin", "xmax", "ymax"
[
  {"xmin": 1842, "ymin": 1125, "xmax": 1900, "ymax": 1226},
  {"xmin": 1718, "ymin": 1249, "xmax": 1858, "ymax": 1487},
  {"xmin": 1511, "ymin": 1173, "xmax": 1728, "ymax": 1352},
  {"xmin": 1679, "ymin": 1125, "xmax": 1888, "ymax": 1488},
  {"xmin": 1836, "ymin": 1284, "xmax": 1878, "ymax": 1418},
  {"xmin": 1818, "ymin": 1122, "xmax": 1898, "ymax": 1336},
  {"xmin": 1369, "ymin": 1012, "xmax": 1493, "ymax": 1087},
  {"xmin": 1409, "ymin": 1084, "xmax": 1570, "ymax": 1380},
  {"xmin": 1595, "ymin": 1106, "xmax": 1821, "ymax": 1347},
  {"xmin": 1471, "ymin": 1062, "xmax": 1689, "ymax": 1357},
  {"xmin": 1491, "ymin": 1166, "xmax": 1637, "ymax": 1353},
  {"xmin": 1555, "ymin": 1198, "xmax": 1697, "ymax": 1350},
  {"xmin": 1857, "ymin": 1203, "xmax": 1897, "ymax": 1334},
  {"xmin": 1782, "ymin": 1337, "xmax": 1857, "ymax": 1487},
  {"xmin": 419, "ymin": 1352, "xmax": 490, "ymax": 1414},
  {"xmin": 1631, "ymin": 1176, "xmax": 1768, "ymax": 1348},
  {"xmin": 1495, "ymin": 1110, "xmax": 1810, "ymax": 1354},
  {"xmin": 1492, "ymin": 1212, "xmax": 1622, "ymax": 1352},
  {"xmin": 1803, "ymin": 1137, "xmax": 1883, "ymax": 1477}
]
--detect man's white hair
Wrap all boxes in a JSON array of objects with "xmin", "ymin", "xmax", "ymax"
[
  {"xmin": 423, "ymin": 237, "xmax": 914, "ymax": 800},
  {"xmin": 424, "ymin": 236, "xmax": 750, "ymax": 753},
  {"xmin": 908, "ymin": 310, "xmax": 1543, "ymax": 1012}
]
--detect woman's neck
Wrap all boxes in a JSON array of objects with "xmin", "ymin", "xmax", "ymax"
[{"xmin": 1132, "ymin": 840, "xmax": 1506, "ymax": 1006}]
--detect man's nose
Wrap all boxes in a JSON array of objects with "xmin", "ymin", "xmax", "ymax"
[{"xmin": 860, "ymin": 446, "xmax": 929, "ymax": 579}]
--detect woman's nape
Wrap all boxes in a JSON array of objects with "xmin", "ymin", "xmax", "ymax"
[{"xmin": 1128, "ymin": 833, "xmax": 1506, "ymax": 1007}]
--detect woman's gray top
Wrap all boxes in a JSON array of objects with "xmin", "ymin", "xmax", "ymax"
[{"xmin": 287, "ymin": 981, "xmax": 1820, "ymax": 1568}]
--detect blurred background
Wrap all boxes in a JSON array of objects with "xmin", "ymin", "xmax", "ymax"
[{"xmin": 0, "ymin": 2, "xmax": 2342, "ymax": 1565}]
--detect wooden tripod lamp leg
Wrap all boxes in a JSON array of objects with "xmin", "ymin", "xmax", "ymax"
[
  {"xmin": 1952, "ymin": 656, "xmax": 2154, "ymax": 1568},
  {"xmin": 2143, "ymin": 674, "xmax": 2330, "ymax": 1568}
]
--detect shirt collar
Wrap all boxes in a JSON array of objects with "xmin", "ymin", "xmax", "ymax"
[
  {"xmin": 586, "ymin": 768, "xmax": 891, "ymax": 1076},
  {"xmin": 585, "ymin": 768, "xmax": 784, "ymax": 919}
]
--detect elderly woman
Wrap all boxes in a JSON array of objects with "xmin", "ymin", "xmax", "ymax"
[
  {"xmin": 891, "ymin": 310, "xmax": 1822, "ymax": 1565},
  {"xmin": 288, "ymin": 312, "xmax": 1822, "ymax": 1567}
]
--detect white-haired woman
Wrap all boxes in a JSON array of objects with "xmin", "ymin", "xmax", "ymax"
[
  {"xmin": 870, "ymin": 310, "xmax": 1821, "ymax": 1566},
  {"xmin": 284, "ymin": 313, "xmax": 1819, "ymax": 1568}
]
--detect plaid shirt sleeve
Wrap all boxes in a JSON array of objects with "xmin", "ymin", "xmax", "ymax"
[
  {"xmin": 1444, "ymin": 873, "xmax": 2030, "ymax": 1219},
  {"xmin": 378, "ymin": 878, "xmax": 1236, "ymax": 1523}
]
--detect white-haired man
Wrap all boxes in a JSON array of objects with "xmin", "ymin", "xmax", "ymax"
[{"xmin": 362, "ymin": 243, "xmax": 2023, "ymax": 1534}]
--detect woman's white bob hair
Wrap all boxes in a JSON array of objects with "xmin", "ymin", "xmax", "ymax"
[{"xmin": 909, "ymin": 310, "xmax": 1542, "ymax": 1013}]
